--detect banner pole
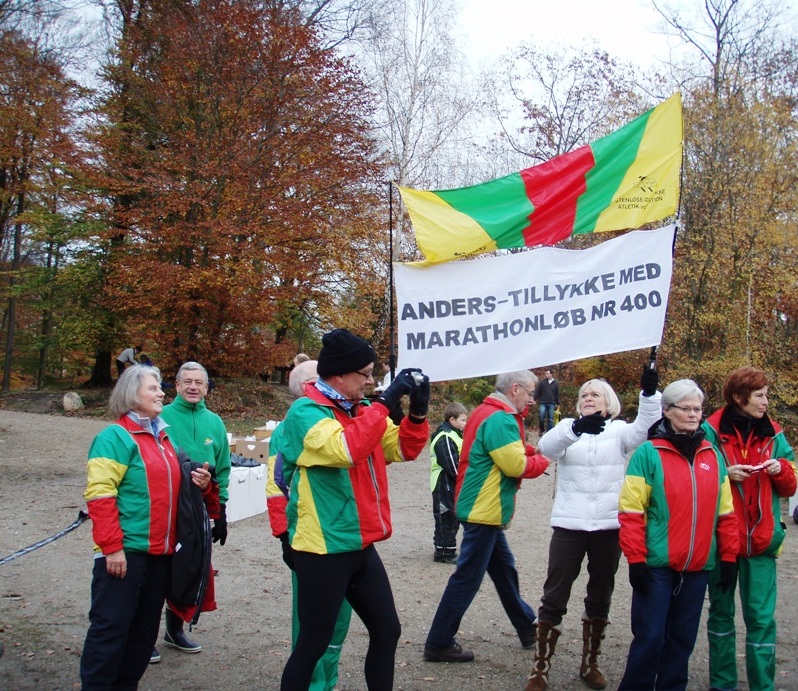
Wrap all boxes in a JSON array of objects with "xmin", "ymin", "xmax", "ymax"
[{"xmin": 388, "ymin": 181, "xmax": 396, "ymax": 380}]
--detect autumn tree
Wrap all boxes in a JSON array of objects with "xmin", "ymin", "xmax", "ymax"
[
  {"xmin": 357, "ymin": 0, "xmax": 476, "ymax": 263},
  {"xmin": 655, "ymin": 0, "xmax": 798, "ymax": 408},
  {"xmin": 90, "ymin": 0, "xmax": 382, "ymax": 377},
  {"xmin": 349, "ymin": 0, "xmax": 481, "ymax": 364},
  {"xmin": 0, "ymin": 25, "xmax": 84, "ymax": 391}
]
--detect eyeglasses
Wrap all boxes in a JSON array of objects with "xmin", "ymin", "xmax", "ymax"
[
  {"xmin": 518, "ymin": 385, "xmax": 535, "ymax": 397},
  {"xmin": 352, "ymin": 369, "xmax": 374, "ymax": 380},
  {"xmin": 180, "ymin": 379, "xmax": 208, "ymax": 387},
  {"xmin": 670, "ymin": 405, "xmax": 703, "ymax": 415}
]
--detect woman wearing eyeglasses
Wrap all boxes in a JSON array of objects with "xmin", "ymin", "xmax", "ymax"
[
  {"xmin": 617, "ymin": 379, "xmax": 739, "ymax": 691},
  {"xmin": 701, "ymin": 367, "xmax": 797, "ymax": 691}
]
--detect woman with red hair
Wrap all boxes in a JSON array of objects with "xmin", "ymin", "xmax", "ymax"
[{"xmin": 702, "ymin": 366, "xmax": 797, "ymax": 691}]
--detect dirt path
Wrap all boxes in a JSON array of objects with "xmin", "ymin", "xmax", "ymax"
[{"xmin": 1, "ymin": 410, "xmax": 797, "ymax": 690}]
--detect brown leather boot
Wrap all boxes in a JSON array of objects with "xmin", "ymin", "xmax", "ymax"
[
  {"xmin": 579, "ymin": 617, "xmax": 608, "ymax": 689},
  {"xmin": 524, "ymin": 621, "xmax": 561, "ymax": 691}
]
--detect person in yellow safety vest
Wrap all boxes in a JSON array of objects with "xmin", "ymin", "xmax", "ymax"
[{"xmin": 430, "ymin": 403, "xmax": 468, "ymax": 564}]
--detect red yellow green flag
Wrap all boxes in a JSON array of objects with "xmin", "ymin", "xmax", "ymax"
[{"xmin": 398, "ymin": 92, "xmax": 682, "ymax": 265}]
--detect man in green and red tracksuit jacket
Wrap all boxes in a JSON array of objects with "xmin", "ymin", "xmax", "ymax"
[
  {"xmin": 267, "ymin": 359, "xmax": 353, "ymax": 691},
  {"xmin": 424, "ymin": 369, "xmax": 550, "ymax": 663},
  {"xmin": 278, "ymin": 328, "xmax": 429, "ymax": 690}
]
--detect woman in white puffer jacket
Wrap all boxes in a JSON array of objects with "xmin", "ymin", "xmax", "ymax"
[{"xmin": 524, "ymin": 364, "xmax": 661, "ymax": 691}]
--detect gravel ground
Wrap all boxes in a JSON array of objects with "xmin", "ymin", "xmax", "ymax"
[{"xmin": 1, "ymin": 409, "xmax": 798, "ymax": 690}]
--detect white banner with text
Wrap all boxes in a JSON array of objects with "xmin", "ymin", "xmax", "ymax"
[{"xmin": 395, "ymin": 225, "xmax": 675, "ymax": 382}]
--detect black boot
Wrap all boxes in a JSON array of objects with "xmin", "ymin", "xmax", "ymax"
[
  {"xmin": 434, "ymin": 547, "xmax": 457, "ymax": 564},
  {"xmin": 164, "ymin": 608, "xmax": 202, "ymax": 653}
]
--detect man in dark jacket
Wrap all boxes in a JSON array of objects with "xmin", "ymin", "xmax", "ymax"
[{"xmin": 535, "ymin": 369, "xmax": 560, "ymax": 435}]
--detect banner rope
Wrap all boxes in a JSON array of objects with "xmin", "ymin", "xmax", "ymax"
[{"xmin": 0, "ymin": 510, "xmax": 88, "ymax": 566}]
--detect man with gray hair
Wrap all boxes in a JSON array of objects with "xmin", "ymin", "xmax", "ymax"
[
  {"xmin": 424, "ymin": 369, "xmax": 550, "ymax": 663},
  {"xmin": 155, "ymin": 361, "xmax": 230, "ymax": 658}
]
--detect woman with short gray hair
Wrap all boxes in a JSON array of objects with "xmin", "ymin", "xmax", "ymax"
[
  {"xmin": 616, "ymin": 379, "xmax": 739, "ymax": 691},
  {"xmin": 108, "ymin": 365, "xmax": 162, "ymax": 419},
  {"xmin": 80, "ymin": 365, "xmax": 212, "ymax": 689}
]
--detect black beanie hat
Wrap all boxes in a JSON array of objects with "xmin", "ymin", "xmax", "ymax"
[{"xmin": 316, "ymin": 329, "xmax": 377, "ymax": 378}]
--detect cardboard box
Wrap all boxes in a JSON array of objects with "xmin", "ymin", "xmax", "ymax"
[
  {"xmin": 226, "ymin": 464, "xmax": 267, "ymax": 523},
  {"xmin": 234, "ymin": 436, "xmax": 259, "ymax": 459},
  {"xmin": 253, "ymin": 427, "xmax": 271, "ymax": 441},
  {"xmin": 230, "ymin": 436, "xmax": 268, "ymax": 462},
  {"xmin": 252, "ymin": 437, "xmax": 269, "ymax": 462},
  {"xmin": 253, "ymin": 421, "xmax": 279, "ymax": 441}
]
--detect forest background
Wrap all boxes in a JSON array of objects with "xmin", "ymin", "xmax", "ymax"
[{"xmin": 2, "ymin": 0, "xmax": 798, "ymax": 423}]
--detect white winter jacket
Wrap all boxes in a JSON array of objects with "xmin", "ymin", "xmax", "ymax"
[{"xmin": 537, "ymin": 391, "xmax": 662, "ymax": 531}]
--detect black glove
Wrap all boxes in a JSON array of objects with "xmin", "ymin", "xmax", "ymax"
[
  {"xmin": 409, "ymin": 372, "xmax": 430, "ymax": 418},
  {"xmin": 572, "ymin": 412, "xmax": 607, "ymax": 436},
  {"xmin": 212, "ymin": 504, "xmax": 227, "ymax": 545},
  {"xmin": 640, "ymin": 364, "xmax": 659, "ymax": 397},
  {"xmin": 376, "ymin": 368, "xmax": 416, "ymax": 413},
  {"xmin": 388, "ymin": 406, "xmax": 405, "ymax": 426},
  {"xmin": 719, "ymin": 561, "xmax": 737, "ymax": 592},
  {"xmin": 378, "ymin": 388, "xmax": 406, "ymax": 425},
  {"xmin": 277, "ymin": 531, "xmax": 294, "ymax": 570},
  {"xmin": 628, "ymin": 562, "xmax": 652, "ymax": 595}
]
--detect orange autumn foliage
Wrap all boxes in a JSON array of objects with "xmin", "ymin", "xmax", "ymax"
[{"xmin": 90, "ymin": 0, "xmax": 383, "ymax": 376}]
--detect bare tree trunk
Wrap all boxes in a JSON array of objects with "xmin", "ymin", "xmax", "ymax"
[
  {"xmin": 85, "ymin": 351, "xmax": 114, "ymax": 388},
  {"xmin": 1, "ymin": 198, "xmax": 24, "ymax": 393},
  {"xmin": 36, "ymin": 239, "xmax": 59, "ymax": 389},
  {"xmin": 36, "ymin": 308, "xmax": 51, "ymax": 389},
  {"xmin": 2, "ymin": 295, "xmax": 16, "ymax": 393}
]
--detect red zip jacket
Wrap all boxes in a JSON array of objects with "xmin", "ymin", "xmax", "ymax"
[
  {"xmin": 703, "ymin": 408, "xmax": 797, "ymax": 558},
  {"xmin": 85, "ymin": 415, "xmax": 180, "ymax": 555},
  {"xmin": 281, "ymin": 385, "xmax": 429, "ymax": 554}
]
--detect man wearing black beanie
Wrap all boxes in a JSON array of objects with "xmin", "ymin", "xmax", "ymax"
[
  {"xmin": 315, "ymin": 328, "xmax": 378, "ymax": 379},
  {"xmin": 279, "ymin": 328, "xmax": 431, "ymax": 691}
]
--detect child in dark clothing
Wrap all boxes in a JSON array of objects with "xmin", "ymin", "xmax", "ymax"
[{"xmin": 430, "ymin": 402, "xmax": 468, "ymax": 564}]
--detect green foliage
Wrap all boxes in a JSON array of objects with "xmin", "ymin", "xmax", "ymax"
[{"xmin": 437, "ymin": 376, "xmax": 495, "ymax": 410}]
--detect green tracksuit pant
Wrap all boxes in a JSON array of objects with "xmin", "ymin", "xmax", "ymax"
[{"xmin": 707, "ymin": 554, "xmax": 778, "ymax": 691}]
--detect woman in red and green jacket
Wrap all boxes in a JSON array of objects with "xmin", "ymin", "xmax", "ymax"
[
  {"xmin": 80, "ymin": 366, "xmax": 213, "ymax": 690},
  {"xmin": 617, "ymin": 379, "xmax": 739, "ymax": 691},
  {"xmin": 702, "ymin": 366, "xmax": 797, "ymax": 691}
]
